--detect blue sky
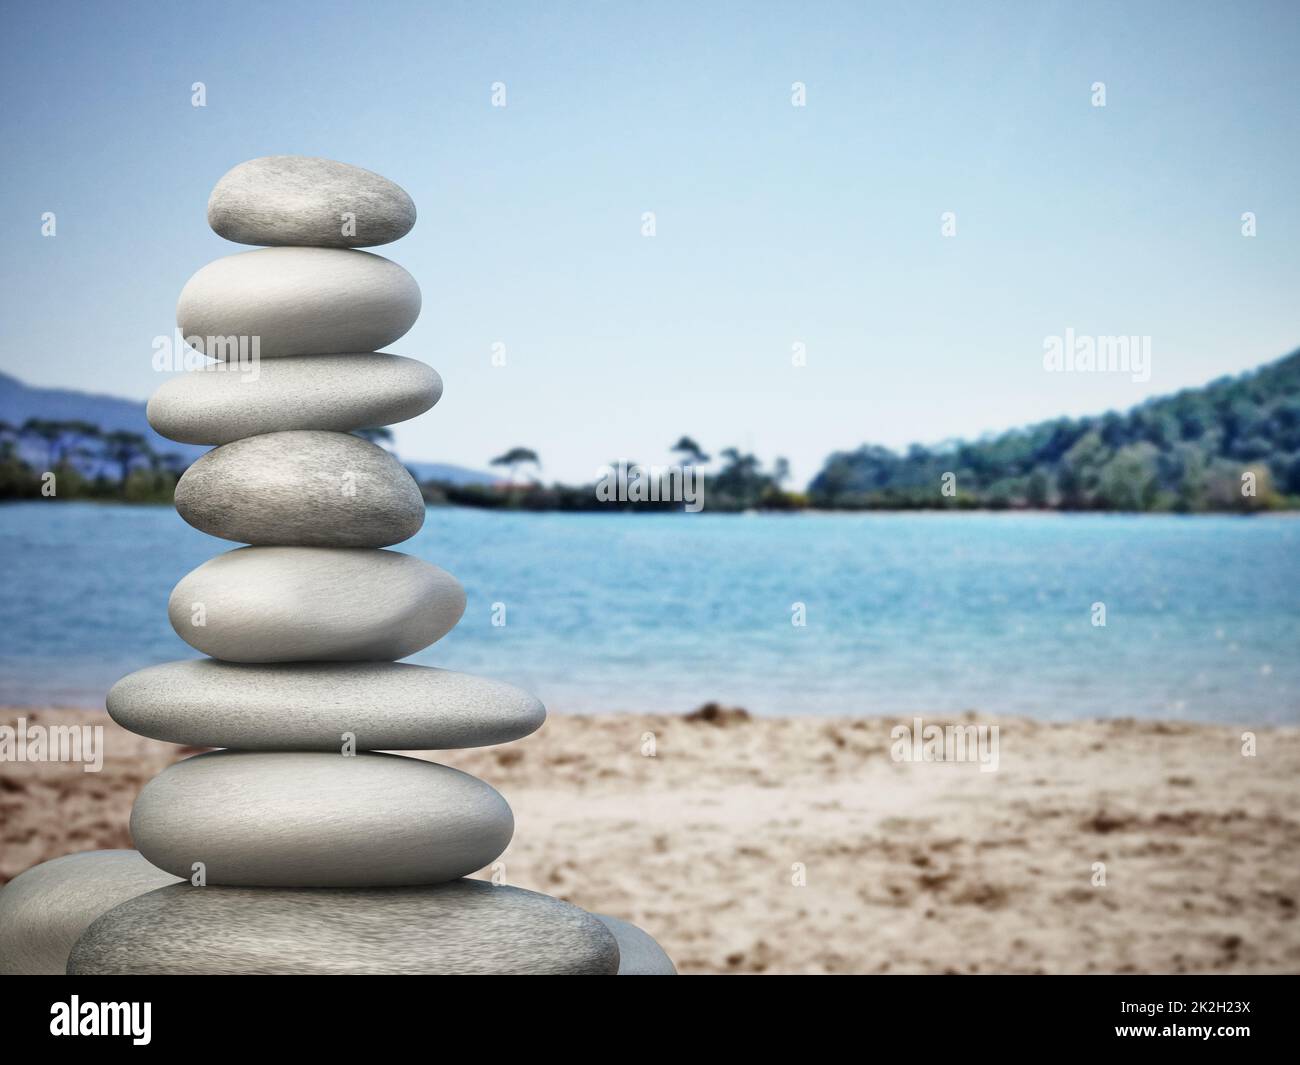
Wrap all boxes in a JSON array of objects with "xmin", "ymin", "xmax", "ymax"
[{"xmin": 2, "ymin": 0, "xmax": 1297, "ymax": 484}]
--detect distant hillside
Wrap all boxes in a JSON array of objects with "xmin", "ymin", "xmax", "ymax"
[
  {"xmin": 7, "ymin": 353, "xmax": 1297, "ymax": 512},
  {"xmin": 0, "ymin": 372, "xmax": 496, "ymax": 486},
  {"xmin": 0, "ymin": 372, "xmax": 203, "ymax": 474},
  {"xmin": 810, "ymin": 349, "xmax": 1300, "ymax": 511},
  {"xmin": 404, "ymin": 461, "xmax": 499, "ymax": 487}
]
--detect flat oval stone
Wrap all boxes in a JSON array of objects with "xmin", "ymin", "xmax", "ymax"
[
  {"xmin": 147, "ymin": 353, "xmax": 441, "ymax": 445},
  {"xmin": 595, "ymin": 914, "xmax": 678, "ymax": 974},
  {"xmin": 208, "ymin": 156, "xmax": 416, "ymax": 248},
  {"xmin": 69, "ymin": 880, "xmax": 618, "ymax": 975},
  {"xmin": 175, "ymin": 431, "xmax": 424, "ymax": 548},
  {"xmin": 107, "ymin": 660, "xmax": 546, "ymax": 750},
  {"xmin": 0, "ymin": 851, "xmax": 180, "ymax": 975},
  {"xmin": 168, "ymin": 546, "xmax": 464, "ymax": 662},
  {"xmin": 177, "ymin": 248, "xmax": 420, "ymax": 358},
  {"xmin": 130, "ymin": 751, "xmax": 512, "ymax": 887}
]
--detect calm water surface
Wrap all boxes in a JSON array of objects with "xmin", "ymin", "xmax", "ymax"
[{"xmin": 1, "ymin": 503, "xmax": 1296, "ymax": 723}]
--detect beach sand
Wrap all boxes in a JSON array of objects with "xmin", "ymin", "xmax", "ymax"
[{"xmin": 2, "ymin": 706, "xmax": 1297, "ymax": 974}]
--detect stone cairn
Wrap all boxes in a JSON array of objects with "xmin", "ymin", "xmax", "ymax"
[{"xmin": 0, "ymin": 156, "xmax": 674, "ymax": 976}]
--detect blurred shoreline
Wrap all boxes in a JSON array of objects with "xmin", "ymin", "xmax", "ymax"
[
  {"xmin": 7, "ymin": 345, "xmax": 1300, "ymax": 513},
  {"xmin": 7, "ymin": 499, "xmax": 1300, "ymax": 514},
  {"xmin": 4, "ymin": 706, "xmax": 1298, "ymax": 974}
]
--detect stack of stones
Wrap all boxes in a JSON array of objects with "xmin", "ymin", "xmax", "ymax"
[{"xmin": 0, "ymin": 156, "xmax": 673, "ymax": 976}]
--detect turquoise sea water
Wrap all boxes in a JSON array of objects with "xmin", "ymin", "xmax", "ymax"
[{"xmin": 0, "ymin": 503, "xmax": 1296, "ymax": 723}]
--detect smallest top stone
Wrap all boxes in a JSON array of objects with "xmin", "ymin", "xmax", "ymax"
[{"xmin": 208, "ymin": 156, "xmax": 416, "ymax": 248}]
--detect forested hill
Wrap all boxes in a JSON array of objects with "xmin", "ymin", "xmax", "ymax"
[{"xmin": 809, "ymin": 349, "xmax": 1300, "ymax": 511}]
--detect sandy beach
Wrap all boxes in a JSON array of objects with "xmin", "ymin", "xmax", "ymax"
[{"xmin": 2, "ymin": 706, "xmax": 1298, "ymax": 974}]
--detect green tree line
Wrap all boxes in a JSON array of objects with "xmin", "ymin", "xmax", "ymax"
[
  {"xmin": 426, "ymin": 438, "xmax": 797, "ymax": 512},
  {"xmin": 808, "ymin": 350, "xmax": 1300, "ymax": 513},
  {"xmin": 6, "ymin": 350, "xmax": 1299, "ymax": 513},
  {"xmin": 0, "ymin": 419, "xmax": 186, "ymax": 502}
]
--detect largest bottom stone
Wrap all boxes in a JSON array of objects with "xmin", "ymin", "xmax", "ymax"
[{"xmin": 68, "ymin": 880, "xmax": 620, "ymax": 975}]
